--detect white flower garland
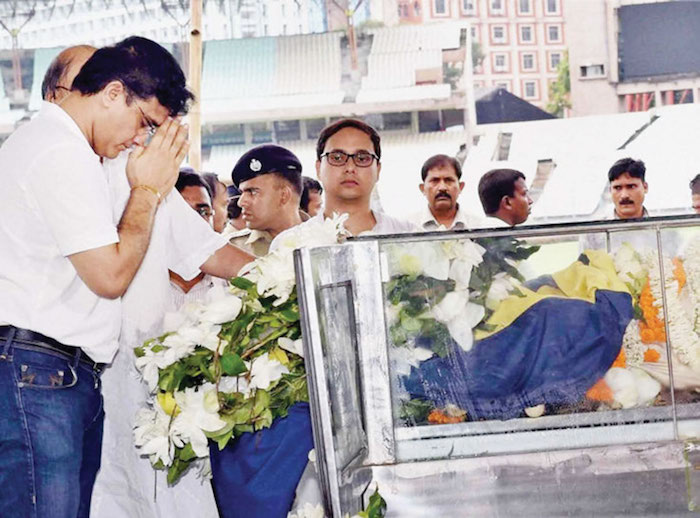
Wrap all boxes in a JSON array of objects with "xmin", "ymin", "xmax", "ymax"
[
  {"xmin": 643, "ymin": 251, "xmax": 700, "ymax": 369},
  {"xmin": 622, "ymin": 319, "xmax": 645, "ymax": 367},
  {"xmin": 683, "ymin": 236, "xmax": 700, "ymax": 334}
]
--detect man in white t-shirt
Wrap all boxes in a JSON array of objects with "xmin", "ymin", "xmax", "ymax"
[
  {"xmin": 411, "ymin": 154, "xmax": 486, "ymax": 231},
  {"xmin": 0, "ymin": 38, "xmax": 252, "ymax": 518},
  {"xmin": 39, "ymin": 44, "xmax": 253, "ymax": 518},
  {"xmin": 272, "ymin": 118, "xmax": 416, "ymax": 250},
  {"xmin": 477, "ymin": 168, "xmax": 533, "ymax": 228}
]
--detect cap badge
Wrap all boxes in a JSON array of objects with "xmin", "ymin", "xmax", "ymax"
[{"xmin": 250, "ymin": 159, "xmax": 262, "ymax": 172}]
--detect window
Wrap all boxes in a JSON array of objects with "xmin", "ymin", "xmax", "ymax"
[
  {"xmin": 580, "ymin": 64, "xmax": 605, "ymax": 78},
  {"xmin": 518, "ymin": 0, "xmax": 532, "ymax": 14},
  {"xmin": 547, "ymin": 24, "xmax": 561, "ymax": 43},
  {"xmin": 495, "ymin": 81, "xmax": 510, "ymax": 91},
  {"xmin": 490, "ymin": 0, "xmax": 505, "ymax": 14},
  {"xmin": 274, "ymin": 120, "xmax": 301, "ymax": 141},
  {"xmin": 549, "ymin": 52, "xmax": 562, "ymax": 70},
  {"xmin": 491, "ymin": 25, "xmax": 507, "ymax": 44},
  {"xmin": 524, "ymin": 80, "xmax": 537, "ymax": 98},
  {"xmin": 471, "ymin": 26, "xmax": 477, "ymax": 41},
  {"xmin": 545, "ymin": 0, "xmax": 560, "ymax": 15},
  {"xmin": 306, "ymin": 118, "xmax": 327, "ymax": 140},
  {"xmin": 434, "ymin": 0, "xmax": 447, "ymax": 15},
  {"xmin": 383, "ymin": 112, "xmax": 412, "ymax": 131},
  {"xmin": 521, "ymin": 53, "xmax": 535, "ymax": 71},
  {"xmin": 493, "ymin": 53, "xmax": 509, "ymax": 72},
  {"xmin": 520, "ymin": 25, "xmax": 533, "ymax": 43},
  {"xmin": 462, "ymin": 0, "xmax": 475, "ymax": 14}
]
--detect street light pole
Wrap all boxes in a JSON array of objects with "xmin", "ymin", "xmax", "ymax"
[{"xmin": 188, "ymin": 0, "xmax": 202, "ymax": 170}]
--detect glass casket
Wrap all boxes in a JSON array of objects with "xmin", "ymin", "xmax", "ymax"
[{"xmin": 294, "ymin": 216, "xmax": 700, "ymax": 517}]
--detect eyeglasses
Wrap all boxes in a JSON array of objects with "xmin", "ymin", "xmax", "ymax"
[
  {"xmin": 136, "ymin": 105, "xmax": 158, "ymax": 138},
  {"xmin": 321, "ymin": 150, "xmax": 378, "ymax": 168}
]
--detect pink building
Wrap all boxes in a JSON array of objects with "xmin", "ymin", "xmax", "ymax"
[{"xmin": 397, "ymin": 0, "xmax": 566, "ymax": 109}]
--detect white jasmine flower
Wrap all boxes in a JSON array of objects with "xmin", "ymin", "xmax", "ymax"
[
  {"xmin": 485, "ymin": 272, "xmax": 519, "ymax": 310},
  {"xmin": 604, "ymin": 367, "xmax": 638, "ymax": 409},
  {"xmin": 134, "ymin": 406, "xmax": 173, "ymax": 467},
  {"xmin": 432, "ymin": 290, "xmax": 470, "ymax": 323},
  {"xmin": 135, "ymin": 348, "xmax": 174, "ymax": 392},
  {"xmin": 287, "ymin": 503, "xmax": 325, "ymax": 518},
  {"xmin": 199, "ymin": 294, "xmax": 243, "ymax": 325},
  {"xmin": 278, "ymin": 337, "xmax": 304, "ymax": 358},
  {"xmin": 386, "ymin": 242, "xmax": 450, "ymax": 280},
  {"xmin": 445, "ymin": 302, "xmax": 485, "ymax": 352},
  {"xmin": 431, "ymin": 291, "xmax": 484, "ymax": 351},
  {"xmin": 307, "ymin": 449, "xmax": 317, "ymax": 463},
  {"xmin": 391, "ymin": 346, "xmax": 434, "ymax": 376},
  {"xmin": 248, "ymin": 353, "xmax": 290, "ymax": 391},
  {"xmin": 445, "ymin": 239, "xmax": 485, "ymax": 289},
  {"xmin": 171, "ymin": 386, "xmax": 227, "ymax": 458}
]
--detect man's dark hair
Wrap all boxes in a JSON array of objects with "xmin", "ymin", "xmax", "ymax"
[
  {"xmin": 201, "ymin": 172, "xmax": 224, "ymax": 201},
  {"xmin": 300, "ymin": 176, "xmax": 323, "ymax": 212},
  {"xmin": 72, "ymin": 36, "xmax": 193, "ymax": 116},
  {"xmin": 420, "ymin": 154, "xmax": 462, "ymax": 181},
  {"xmin": 478, "ymin": 168, "xmax": 526, "ymax": 215},
  {"xmin": 608, "ymin": 157, "xmax": 646, "ymax": 182},
  {"xmin": 316, "ymin": 118, "xmax": 381, "ymax": 161},
  {"xmin": 690, "ymin": 174, "xmax": 700, "ymax": 195},
  {"xmin": 176, "ymin": 168, "xmax": 211, "ymax": 198}
]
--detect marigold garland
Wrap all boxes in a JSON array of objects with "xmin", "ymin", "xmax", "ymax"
[
  {"xmin": 638, "ymin": 279, "xmax": 666, "ymax": 344},
  {"xmin": 672, "ymin": 257, "xmax": 687, "ymax": 294},
  {"xmin": 427, "ymin": 408, "xmax": 466, "ymax": 425}
]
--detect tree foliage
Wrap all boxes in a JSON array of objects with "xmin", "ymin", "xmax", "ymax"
[{"xmin": 546, "ymin": 51, "xmax": 571, "ymax": 117}]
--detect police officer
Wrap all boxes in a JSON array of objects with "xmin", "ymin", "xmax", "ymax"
[{"xmin": 228, "ymin": 144, "xmax": 308, "ymax": 256}]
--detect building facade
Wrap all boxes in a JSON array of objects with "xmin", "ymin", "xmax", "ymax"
[
  {"xmin": 567, "ymin": 0, "xmax": 700, "ymax": 117},
  {"xmin": 396, "ymin": 0, "xmax": 566, "ymax": 109}
]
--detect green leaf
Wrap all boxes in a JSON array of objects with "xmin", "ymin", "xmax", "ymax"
[
  {"xmin": 279, "ymin": 309, "xmax": 299, "ymax": 322},
  {"xmin": 179, "ymin": 442, "xmax": 197, "ymax": 462},
  {"xmin": 231, "ymin": 277, "xmax": 255, "ymax": 290},
  {"xmin": 166, "ymin": 454, "xmax": 192, "ymax": 485},
  {"xmin": 358, "ymin": 486, "xmax": 388, "ymax": 518},
  {"xmin": 220, "ymin": 352, "xmax": 247, "ymax": 376},
  {"xmin": 399, "ymin": 399, "xmax": 433, "ymax": 425},
  {"xmin": 133, "ymin": 346, "xmax": 145, "ymax": 358}
]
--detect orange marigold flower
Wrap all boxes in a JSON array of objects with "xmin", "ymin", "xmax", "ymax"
[
  {"xmin": 640, "ymin": 328, "xmax": 656, "ymax": 344},
  {"xmin": 586, "ymin": 378, "xmax": 614, "ymax": 403},
  {"xmin": 644, "ymin": 348, "xmax": 661, "ymax": 363},
  {"xmin": 672, "ymin": 257, "xmax": 686, "ymax": 294},
  {"xmin": 611, "ymin": 348, "xmax": 626, "ymax": 368}
]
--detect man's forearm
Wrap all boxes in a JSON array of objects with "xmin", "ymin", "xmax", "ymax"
[
  {"xmin": 114, "ymin": 187, "xmax": 160, "ymax": 280},
  {"xmin": 201, "ymin": 243, "xmax": 255, "ymax": 279}
]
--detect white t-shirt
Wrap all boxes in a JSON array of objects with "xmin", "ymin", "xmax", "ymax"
[
  {"xmin": 0, "ymin": 102, "xmax": 120, "ymax": 362},
  {"xmin": 104, "ymin": 153, "xmax": 229, "ymax": 346},
  {"xmin": 270, "ymin": 210, "xmax": 418, "ymax": 252}
]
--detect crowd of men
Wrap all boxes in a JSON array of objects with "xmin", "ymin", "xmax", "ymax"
[{"xmin": 0, "ymin": 36, "xmax": 699, "ymax": 518}]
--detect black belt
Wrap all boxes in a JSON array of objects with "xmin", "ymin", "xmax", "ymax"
[{"xmin": 0, "ymin": 325, "xmax": 102, "ymax": 370}]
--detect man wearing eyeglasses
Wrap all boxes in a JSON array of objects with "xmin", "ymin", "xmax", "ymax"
[
  {"xmin": 0, "ymin": 37, "xmax": 187, "ymax": 518},
  {"xmin": 271, "ymin": 118, "xmax": 415, "ymax": 251},
  {"xmin": 0, "ymin": 38, "xmax": 254, "ymax": 518}
]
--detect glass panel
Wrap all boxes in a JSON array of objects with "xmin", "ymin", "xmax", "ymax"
[
  {"xmin": 660, "ymin": 226, "xmax": 700, "ymax": 436},
  {"xmin": 378, "ymin": 229, "xmax": 680, "ymax": 462},
  {"xmin": 308, "ymin": 248, "xmax": 367, "ymax": 472}
]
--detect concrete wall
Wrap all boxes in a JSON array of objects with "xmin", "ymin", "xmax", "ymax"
[{"xmin": 567, "ymin": 0, "xmax": 619, "ymax": 116}]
